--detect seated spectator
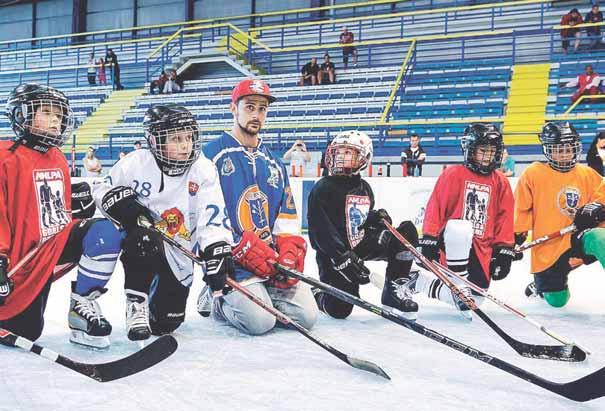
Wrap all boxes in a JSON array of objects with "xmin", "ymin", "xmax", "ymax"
[
  {"xmin": 499, "ymin": 148, "xmax": 515, "ymax": 177},
  {"xmin": 586, "ymin": 4, "xmax": 603, "ymax": 50},
  {"xmin": 401, "ymin": 134, "xmax": 426, "ymax": 176},
  {"xmin": 339, "ymin": 26, "xmax": 358, "ymax": 68},
  {"xmin": 150, "ymin": 71, "xmax": 168, "ymax": 95},
  {"xmin": 586, "ymin": 131, "xmax": 605, "ymax": 176},
  {"xmin": 283, "ymin": 139, "xmax": 311, "ymax": 177},
  {"xmin": 163, "ymin": 69, "xmax": 182, "ymax": 94},
  {"xmin": 560, "ymin": 8, "xmax": 583, "ymax": 54},
  {"xmin": 83, "ymin": 146, "xmax": 102, "ymax": 177},
  {"xmin": 561, "ymin": 64, "xmax": 601, "ymax": 103},
  {"xmin": 300, "ymin": 57, "xmax": 319, "ymax": 86},
  {"xmin": 318, "ymin": 54, "xmax": 336, "ymax": 85}
]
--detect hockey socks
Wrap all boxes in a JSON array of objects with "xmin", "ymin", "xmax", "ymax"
[{"xmin": 543, "ymin": 289, "xmax": 571, "ymax": 308}]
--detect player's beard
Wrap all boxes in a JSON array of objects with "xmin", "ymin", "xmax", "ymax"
[{"xmin": 237, "ymin": 119, "xmax": 262, "ymax": 137}]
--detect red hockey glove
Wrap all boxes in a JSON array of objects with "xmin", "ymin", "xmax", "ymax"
[
  {"xmin": 272, "ymin": 235, "xmax": 307, "ymax": 289},
  {"xmin": 232, "ymin": 231, "xmax": 278, "ymax": 278}
]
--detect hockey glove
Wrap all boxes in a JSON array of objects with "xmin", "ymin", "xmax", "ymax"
[
  {"xmin": 573, "ymin": 202, "xmax": 605, "ymax": 231},
  {"xmin": 121, "ymin": 225, "xmax": 164, "ymax": 260},
  {"xmin": 331, "ymin": 251, "xmax": 370, "ymax": 285},
  {"xmin": 71, "ymin": 182, "xmax": 96, "ymax": 219},
  {"xmin": 513, "ymin": 232, "xmax": 527, "ymax": 261},
  {"xmin": 0, "ymin": 256, "xmax": 13, "ymax": 306},
  {"xmin": 272, "ymin": 235, "xmax": 306, "ymax": 289},
  {"xmin": 362, "ymin": 209, "xmax": 393, "ymax": 229},
  {"xmin": 570, "ymin": 230, "xmax": 598, "ymax": 266},
  {"xmin": 202, "ymin": 242, "xmax": 234, "ymax": 293},
  {"xmin": 232, "ymin": 231, "xmax": 278, "ymax": 279},
  {"xmin": 419, "ymin": 235, "xmax": 440, "ymax": 262},
  {"xmin": 490, "ymin": 246, "xmax": 515, "ymax": 281},
  {"xmin": 101, "ymin": 186, "xmax": 152, "ymax": 230}
]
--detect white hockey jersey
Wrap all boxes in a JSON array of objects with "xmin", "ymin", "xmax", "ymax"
[{"xmin": 93, "ymin": 149, "xmax": 234, "ymax": 286}]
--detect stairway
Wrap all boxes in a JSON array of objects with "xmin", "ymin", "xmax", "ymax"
[{"xmin": 502, "ymin": 63, "xmax": 551, "ymax": 145}]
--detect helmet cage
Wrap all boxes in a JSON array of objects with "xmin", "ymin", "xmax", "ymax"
[
  {"xmin": 8, "ymin": 98, "xmax": 74, "ymax": 149},
  {"xmin": 326, "ymin": 142, "xmax": 369, "ymax": 176},
  {"xmin": 542, "ymin": 141, "xmax": 581, "ymax": 172},
  {"xmin": 146, "ymin": 115, "xmax": 201, "ymax": 176}
]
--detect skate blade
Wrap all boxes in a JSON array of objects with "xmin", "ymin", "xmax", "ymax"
[{"xmin": 69, "ymin": 330, "xmax": 110, "ymax": 350}]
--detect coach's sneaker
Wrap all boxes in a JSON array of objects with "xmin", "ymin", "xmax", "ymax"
[
  {"xmin": 125, "ymin": 290, "xmax": 151, "ymax": 341},
  {"xmin": 197, "ymin": 285, "xmax": 212, "ymax": 318},
  {"xmin": 382, "ymin": 272, "xmax": 419, "ymax": 321},
  {"xmin": 69, "ymin": 282, "xmax": 112, "ymax": 349}
]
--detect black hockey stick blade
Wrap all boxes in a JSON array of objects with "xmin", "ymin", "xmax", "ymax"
[
  {"xmin": 552, "ymin": 364, "xmax": 605, "ymax": 402},
  {"xmin": 0, "ymin": 329, "xmax": 178, "ymax": 382}
]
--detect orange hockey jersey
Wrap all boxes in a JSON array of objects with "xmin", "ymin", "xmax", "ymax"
[{"xmin": 514, "ymin": 162, "xmax": 605, "ymax": 273}]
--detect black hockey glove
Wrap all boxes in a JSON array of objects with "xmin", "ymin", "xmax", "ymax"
[
  {"xmin": 331, "ymin": 251, "xmax": 370, "ymax": 285},
  {"xmin": 490, "ymin": 246, "xmax": 515, "ymax": 281},
  {"xmin": 419, "ymin": 235, "xmax": 440, "ymax": 262},
  {"xmin": 0, "ymin": 255, "xmax": 14, "ymax": 306},
  {"xmin": 362, "ymin": 208, "xmax": 392, "ymax": 229},
  {"xmin": 121, "ymin": 225, "xmax": 164, "ymax": 260},
  {"xmin": 202, "ymin": 242, "xmax": 234, "ymax": 293},
  {"xmin": 359, "ymin": 209, "xmax": 394, "ymax": 250},
  {"xmin": 570, "ymin": 230, "xmax": 598, "ymax": 266},
  {"xmin": 71, "ymin": 182, "xmax": 96, "ymax": 219},
  {"xmin": 573, "ymin": 202, "xmax": 605, "ymax": 231},
  {"xmin": 513, "ymin": 232, "xmax": 527, "ymax": 261},
  {"xmin": 101, "ymin": 186, "xmax": 152, "ymax": 230}
]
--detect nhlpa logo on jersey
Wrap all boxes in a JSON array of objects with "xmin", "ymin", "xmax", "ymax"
[
  {"xmin": 188, "ymin": 181, "xmax": 199, "ymax": 196},
  {"xmin": 557, "ymin": 186, "xmax": 581, "ymax": 218},
  {"xmin": 462, "ymin": 181, "xmax": 491, "ymax": 237},
  {"xmin": 345, "ymin": 195, "xmax": 371, "ymax": 248},
  {"xmin": 237, "ymin": 185, "xmax": 272, "ymax": 242},
  {"xmin": 156, "ymin": 207, "xmax": 191, "ymax": 241},
  {"xmin": 222, "ymin": 157, "xmax": 235, "ymax": 176},
  {"xmin": 33, "ymin": 169, "xmax": 70, "ymax": 241}
]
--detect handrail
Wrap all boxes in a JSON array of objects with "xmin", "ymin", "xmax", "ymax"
[
  {"xmin": 380, "ymin": 39, "xmax": 416, "ymax": 123},
  {"xmin": 563, "ymin": 94, "xmax": 605, "ymax": 115}
]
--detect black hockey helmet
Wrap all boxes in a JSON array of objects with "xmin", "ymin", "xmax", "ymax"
[
  {"xmin": 5, "ymin": 83, "xmax": 74, "ymax": 151},
  {"xmin": 461, "ymin": 123, "xmax": 503, "ymax": 175},
  {"xmin": 539, "ymin": 122, "xmax": 581, "ymax": 172},
  {"xmin": 143, "ymin": 104, "xmax": 200, "ymax": 176}
]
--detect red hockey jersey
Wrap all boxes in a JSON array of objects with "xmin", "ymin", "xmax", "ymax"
[
  {"xmin": 0, "ymin": 141, "xmax": 76, "ymax": 320},
  {"xmin": 422, "ymin": 165, "xmax": 514, "ymax": 280}
]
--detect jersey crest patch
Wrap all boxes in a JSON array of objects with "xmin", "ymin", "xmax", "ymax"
[
  {"xmin": 33, "ymin": 168, "xmax": 70, "ymax": 241},
  {"xmin": 237, "ymin": 185, "xmax": 272, "ymax": 243},
  {"xmin": 156, "ymin": 207, "xmax": 191, "ymax": 241},
  {"xmin": 557, "ymin": 186, "xmax": 581, "ymax": 218},
  {"xmin": 267, "ymin": 163, "xmax": 280, "ymax": 188},
  {"xmin": 345, "ymin": 194, "xmax": 371, "ymax": 248},
  {"xmin": 462, "ymin": 181, "xmax": 491, "ymax": 237},
  {"xmin": 188, "ymin": 181, "xmax": 199, "ymax": 196},
  {"xmin": 222, "ymin": 157, "xmax": 235, "ymax": 176}
]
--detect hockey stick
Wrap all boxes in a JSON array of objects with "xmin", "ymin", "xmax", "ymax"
[
  {"xmin": 432, "ymin": 259, "xmax": 590, "ymax": 358},
  {"xmin": 515, "ymin": 224, "xmax": 576, "ymax": 253},
  {"xmin": 382, "ymin": 220, "xmax": 585, "ymax": 362},
  {"xmin": 275, "ymin": 264, "xmax": 605, "ymax": 402},
  {"xmin": 137, "ymin": 218, "xmax": 390, "ymax": 380},
  {"xmin": 0, "ymin": 328, "xmax": 177, "ymax": 382}
]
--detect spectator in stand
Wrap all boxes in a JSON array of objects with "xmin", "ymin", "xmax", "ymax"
[
  {"xmin": 586, "ymin": 131, "xmax": 605, "ymax": 176},
  {"xmin": 300, "ymin": 57, "xmax": 319, "ymax": 86},
  {"xmin": 163, "ymin": 69, "xmax": 182, "ymax": 94},
  {"xmin": 283, "ymin": 139, "xmax": 311, "ymax": 177},
  {"xmin": 97, "ymin": 57, "xmax": 107, "ymax": 86},
  {"xmin": 133, "ymin": 140, "xmax": 142, "ymax": 151},
  {"xmin": 586, "ymin": 4, "xmax": 603, "ymax": 49},
  {"xmin": 401, "ymin": 134, "xmax": 426, "ymax": 176},
  {"xmin": 150, "ymin": 70, "xmax": 168, "ymax": 95},
  {"xmin": 105, "ymin": 49, "xmax": 124, "ymax": 90},
  {"xmin": 560, "ymin": 8, "xmax": 583, "ymax": 54},
  {"xmin": 561, "ymin": 64, "xmax": 601, "ymax": 103},
  {"xmin": 339, "ymin": 26, "xmax": 358, "ymax": 68},
  {"xmin": 318, "ymin": 54, "xmax": 336, "ymax": 85},
  {"xmin": 499, "ymin": 148, "xmax": 515, "ymax": 177},
  {"xmin": 87, "ymin": 53, "xmax": 96, "ymax": 86},
  {"xmin": 83, "ymin": 146, "xmax": 102, "ymax": 177}
]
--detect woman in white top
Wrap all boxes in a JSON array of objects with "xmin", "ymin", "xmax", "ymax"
[{"xmin": 83, "ymin": 146, "xmax": 103, "ymax": 177}]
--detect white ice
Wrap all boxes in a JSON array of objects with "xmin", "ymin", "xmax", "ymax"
[{"xmin": 1, "ymin": 244, "xmax": 604, "ymax": 411}]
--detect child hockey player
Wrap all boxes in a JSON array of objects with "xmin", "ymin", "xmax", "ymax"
[
  {"xmin": 307, "ymin": 130, "xmax": 419, "ymax": 320},
  {"xmin": 515, "ymin": 122, "xmax": 605, "ymax": 307},
  {"xmin": 94, "ymin": 104, "xmax": 234, "ymax": 341},
  {"xmin": 0, "ymin": 83, "xmax": 121, "ymax": 348}
]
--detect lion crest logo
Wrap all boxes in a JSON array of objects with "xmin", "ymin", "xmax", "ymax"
[{"xmin": 156, "ymin": 207, "xmax": 191, "ymax": 241}]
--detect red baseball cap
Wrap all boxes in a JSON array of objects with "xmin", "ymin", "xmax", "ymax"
[{"xmin": 231, "ymin": 78, "xmax": 276, "ymax": 104}]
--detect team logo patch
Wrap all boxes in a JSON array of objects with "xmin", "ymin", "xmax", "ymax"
[
  {"xmin": 188, "ymin": 181, "xmax": 199, "ymax": 196},
  {"xmin": 462, "ymin": 181, "xmax": 491, "ymax": 237},
  {"xmin": 250, "ymin": 80, "xmax": 266, "ymax": 94},
  {"xmin": 33, "ymin": 168, "xmax": 70, "ymax": 241},
  {"xmin": 237, "ymin": 185, "xmax": 272, "ymax": 242},
  {"xmin": 222, "ymin": 157, "xmax": 235, "ymax": 176},
  {"xmin": 557, "ymin": 186, "xmax": 581, "ymax": 218},
  {"xmin": 345, "ymin": 195, "xmax": 371, "ymax": 248},
  {"xmin": 156, "ymin": 207, "xmax": 191, "ymax": 241},
  {"xmin": 267, "ymin": 164, "xmax": 280, "ymax": 188}
]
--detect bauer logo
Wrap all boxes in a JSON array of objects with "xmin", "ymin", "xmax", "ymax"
[
  {"xmin": 462, "ymin": 181, "xmax": 491, "ymax": 237},
  {"xmin": 32, "ymin": 168, "xmax": 70, "ymax": 241},
  {"xmin": 345, "ymin": 194, "xmax": 371, "ymax": 248}
]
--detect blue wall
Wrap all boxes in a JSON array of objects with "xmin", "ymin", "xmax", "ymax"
[{"xmin": 0, "ymin": 3, "xmax": 33, "ymax": 42}]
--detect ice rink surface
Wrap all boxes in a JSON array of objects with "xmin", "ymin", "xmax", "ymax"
[{"xmin": 2, "ymin": 244, "xmax": 605, "ymax": 411}]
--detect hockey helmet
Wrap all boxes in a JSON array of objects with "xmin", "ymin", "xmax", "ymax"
[
  {"xmin": 539, "ymin": 122, "xmax": 581, "ymax": 172},
  {"xmin": 461, "ymin": 123, "xmax": 504, "ymax": 175},
  {"xmin": 143, "ymin": 104, "xmax": 201, "ymax": 176},
  {"xmin": 5, "ymin": 83, "xmax": 74, "ymax": 151},
  {"xmin": 325, "ymin": 130, "xmax": 373, "ymax": 176}
]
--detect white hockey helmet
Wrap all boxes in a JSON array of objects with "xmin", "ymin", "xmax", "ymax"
[{"xmin": 325, "ymin": 130, "xmax": 373, "ymax": 176}]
